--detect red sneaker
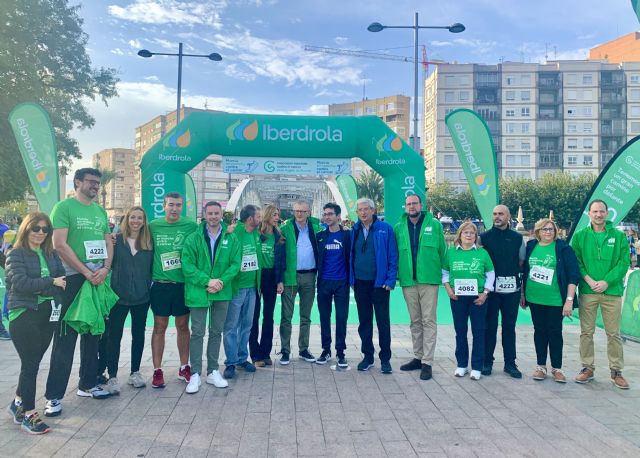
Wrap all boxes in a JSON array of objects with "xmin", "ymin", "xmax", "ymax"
[
  {"xmin": 152, "ymin": 369, "xmax": 165, "ymax": 388},
  {"xmin": 178, "ymin": 365, "xmax": 191, "ymax": 382}
]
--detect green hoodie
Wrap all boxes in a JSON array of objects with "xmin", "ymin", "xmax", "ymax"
[
  {"xmin": 280, "ymin": 216, "xmax": 321, "ymax": 286},
  {"xmin": 182, "ymin": 222, "xmax": 241, "ymax": 306},
  {"xmin": 394, "ymin": 211, "xmax": 447, "ymax": 286},
  {"xmin": 571, "ymin": 221, "xmax": 629, "ymax": 296},
  {"xmin": 233, "ymin": 221, "xmax": 262, "ymax": 289}
]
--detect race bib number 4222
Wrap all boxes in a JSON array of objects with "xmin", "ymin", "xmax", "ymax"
[{"xmin": 84, "ymin": 240, "xmax": 107, "ymax": 260}]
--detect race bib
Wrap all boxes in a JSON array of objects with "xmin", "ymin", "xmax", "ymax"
[
  {"xmin": 454, "ymin": 278, "xmax": 478, "ymax": 296},
  {"xmin": 49, "ymin": 300, "xmax": 61, "ymax": 322},
  {"xmin": 530, "ymin": 265, "xmax": 554, "ymax": 285},
  {"xmin": 84, "ymin": 240, "xmax": 107, "ymax": 260},
  {"xmin": 241, "ymin": 253, "xmax": 259, "ymax": 272},
  {"xmin": 495, "ymin": 276, "xmax": 517, "ymax": 293},
  {"xmin": 161, "ymin": 251, "xmax": 182, "ymax": 271}
]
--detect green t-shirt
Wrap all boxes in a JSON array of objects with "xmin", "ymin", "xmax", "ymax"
[
  {"xmin": 260, "ymin": 232, "xmax": 275, "ymax": 269},
  {"xmin": 526, "ymin": 242, "xmax": 563, "ymax": 306},
  {"xmin": 444, "ymin": 246, "xmax": 494, "ymax": 295},
  {"xmin": 149, "ymin": 218, "xmax": 197, "ymax": 282},
  {"xmin": 50, "ymin": 198, "xmax": 110, "ymax": 273},
  {"xmin": 237, "ymin": 229, "xmax": 260, "ymax": 289}
]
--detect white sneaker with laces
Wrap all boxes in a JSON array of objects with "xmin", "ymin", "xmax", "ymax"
[
  {"xmin": 454, "ymin": 367, "xmax": 469, "ymax": 377},
  {"xmin": 44, "ymin": 399, "xmax": 62, "ymax": 417},
  {"xmin": 206, "ymin": 370, "xmax": 229, "ymax": 388},
  {"xmin": 106, "ymin": 377, "xmax": 120, "ymax": 395},
  {"xmin": 127, "ymin": 371, "xmax": 146, "ymax": 388},
  {"xmin": 77, "ymin": 386, "xmax": 111, "ymax": 399},
  {"xmin": 470, "ymin": 370, "xmax": 482, "ymax": 380},
  {"xmin": 186, "ymin": 373, "xmax": 201, "ymax": 394}
]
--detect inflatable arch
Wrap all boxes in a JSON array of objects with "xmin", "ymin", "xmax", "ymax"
[{"xmin": 140, "ymin": 112, "xmax": 425, "ymax": 225}]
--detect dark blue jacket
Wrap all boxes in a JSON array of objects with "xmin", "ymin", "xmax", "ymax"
[
  {"xmin": 316, "ymin": 226, "xmax": 351, "ymax": 282},
  {"xmin": 349, "ymin": 216, "xmax": 398, "ymax": 288},
  {"xmin": 523, "ymin": 239, "xmax": 581, "ymax": 306}
]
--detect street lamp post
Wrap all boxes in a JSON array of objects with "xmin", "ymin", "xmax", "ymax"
[
  {"xmin": 368, "ymin": 13, "xmax": 465, "ymax": 152},
  {"xmin": 138, "ymin": 42, "xmax": 222, "ymax": 125}
]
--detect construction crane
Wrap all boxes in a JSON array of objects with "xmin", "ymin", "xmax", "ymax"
[{"xmin": 303, "ymin": 45, "xmax": 445, "ymax": 71}]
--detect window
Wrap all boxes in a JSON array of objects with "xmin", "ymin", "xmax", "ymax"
[
  {"xmin": 445, "ymin": 92, "xmax": 454, "ymax": 103},
  {"xmin": 631, "ymin": 89, "xmax": 640, "ymax": 101},
  {"xmin": 521, "ymin": 74, "xmax": 531, "ymax": 85},
  {"xmin": 567, "ymin": 123, "xmax": 577, "ymax": 133},
  {"xmin": 567, "ymin": 74, "xmax": 577, "ymax": 84},
  {"xmin": 567, "ymin": 139, "xmax": 578, "ymax": 149},
  {"xmin": 444, "ymin": 138, "xmax": 454, "ymax": 149},
  {"xmin": 506, "ymin": 155, "xmax": 517, "ymax": 166},
  {"xmin": 583, "ymin": 106, "xmax": 593, "ymax": 117},
  {"xmin": 582, "ymin": 74, "xmax": 593, "ymax": 85},
  {"xmin": 631, "ymin": 75, "xmax": 640, "ymax": 84},
  {"xmin": 445, "ymin": 75, "xmax": 456, "ymax": 86},
  {"xmin": 583, "ymin": 90, "xmax": 593, "ymax": 101},
  {"xmin": 583, "ymin": 155, "xmax": 593, "ymax": 166},
  {"xmin": 632, "ymin": 106, "xmax": 640, "ymax": 116},
  {"xmin": 506, "ymin": 139, "xmax": 516, "ymax": 149},
  {"xmin": 506, "ymin": 76, "xmax": 515, "ymax": 85},
  {"xmin": 568, "ymin": 155, "xmax": 577, "ymax": 165},
  {"xmin": 366, "ymin": 106, "xmax": 376, "ymax": 114},
  {"xmin": 521, "ymin": 107, "xmax": 530, "ymax": 117},
  {"xmin": 506, "ymin": 90, "xmax": 516, "ymax": 101},
  {"xmin": 378, "ymin": 104, "xmax": 385, "ymax": 112},
  {"xmin": 521, "ymin": 123, "xmax": 530, "ymax": 134},
  {"xmin": 506, "ymin": 123, "xmax": 516, "ymax": 134},
  {"xmin": 567, "ymin": 90, "xmax": 577, "ymax": 100},
  {"xmin": 459, "ymin": 91, "xmax": 469, "ymax": 101},
  {"xmin": 566, "ymin": 106, "xmax": 577, "ymax": 117},
  {"xmin": 583, "ymin": 122, "xmax": 593, "ymax": 133},
  {"xmin": 583, "ymin": 138, "xmax": 593, "ymax": 149},
  {"xmin": 632, "ymin": 121, "xmax": 640, "ymax": 132},
  {"xmin": 506, "ymin": 109, "xmax": 515, "ymax": 117},
  {"xmin": 521, "ymin": 141, "xmax": 531, "ymax": 150},
  {"xmin": 459, "ymin": 75, "xmax": 470, "ymax": 86},
  {"xmin": 521, "ymin": 90, "xmax": 531, "ymax": 101},
  {"xmin": 444, "ymin": 154, "xmax": 456, "ymax": 166}
]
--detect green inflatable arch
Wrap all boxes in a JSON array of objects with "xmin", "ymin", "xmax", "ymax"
[{"xmin": 140, "ymin": 112, "xmax": 425, "ymax": 224}]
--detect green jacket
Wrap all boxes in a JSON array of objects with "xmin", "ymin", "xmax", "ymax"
[
  {"xmin": 233, "ymin": 221, "xmax": 262, "ymax": 290},
  {"xmin": 63, "ymin": 280, "xmax": 119, "ymax": 335},
  {"xmin": 571, "ymin": 221, "xmax": 629, "ymax": 296},
  {"xmin": 280, "ymin": 216, "xmax": 321, "ymax": 286},
  {"xmin": 394, "ymin": 211, "xmax": 447, "ymax": 286},
  {"xmin": 182, "ymin": 222, "xmax": 241, "ymax": 306}
]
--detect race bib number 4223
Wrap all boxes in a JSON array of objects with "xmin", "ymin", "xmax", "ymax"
[
  {"xmin": 161, "ymin": 251, "xmax": 182, "ymax": 271},
  {"xmin": 84, "ymin": 240, "xmax": 107, "ymax": 260}
]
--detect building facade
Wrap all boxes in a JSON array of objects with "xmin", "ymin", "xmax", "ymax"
[
  {"xmin": 589, "ymin": 32, "xmax": 640, "ymax": 64},
  {"xmin": 424, "ymin": 61, "xmax": 640, "ymax": 191},
  {"xmin": 92, "ymin": 148, "xmax": 136, "ymax": 219},
  {"xmin": 328, "ymin": 94, "xmax": 411, "ymax": 178}
]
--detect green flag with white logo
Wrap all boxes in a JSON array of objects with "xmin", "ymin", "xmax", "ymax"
[
  {"xmin": 8, "ymin": 103, "xmax": 60, "ymax": 214},
  {"xmin": 336, "ymin": 175, "xmax": 359, "ymax": 221},
  {"xmin": 445, "ymin": 109, "xmax": 499, "ymax": 227},
  {"xmin": 185, "ymin": 173, "xmax": 197, "ymax": 221},
  {"xmin": 632, "ymin": 0, "xmax": 640, "ymax": 23}
]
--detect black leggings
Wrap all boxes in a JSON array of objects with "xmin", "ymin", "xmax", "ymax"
[
  {"xmin": 10, "ymin": 302, "xmax": 55, "ymax": 411},
  {"xmin": 529, "ymin": 302, "xmax": 564, "ymax": 368},
  {"xmin": 107, "ymin": 302, "xmax": 150, "ymax": 377}
]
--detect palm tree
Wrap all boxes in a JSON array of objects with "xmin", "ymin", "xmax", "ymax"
[
  {"xmin": 355, "ymin": 169, "xmax": 384, "ymax": 211},
  {"xmin": 97, "ymin": 169, "xmax": 117, "ymax": 209}
]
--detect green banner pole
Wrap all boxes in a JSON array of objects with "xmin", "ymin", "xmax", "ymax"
[
  {"xmin": 336, "ymin": 175, "xmax": 359, "ymax": 221},
  {"xmin": 185, "ymin": 173, "xmax": 197, "ymax": 221}
]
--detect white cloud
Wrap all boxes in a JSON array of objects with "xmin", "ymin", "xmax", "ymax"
[
  {"xmin": 430, "ymin": 40, "xmax": 453, "ymax": 47},
  {"xmin": 334, "ymin": 36, "xmax": 348, "ymax": 45},
  {"xmin": 128, "ymin": 39, "xmax": 142, "ymax": 48},
  {"xmin": 314, "ymin": 88, "xmax": 355, "ymax": 98},
  {"xmin": 108, "ymin": 1, "xmax": 226, "ymax": 28},
  {"xmin": 144, "ymin": 75, "xmax": 160, "ymax": 81},
  {"xmin": 111, "ymin": 48, "xmax": 125, "ymax": 55}
]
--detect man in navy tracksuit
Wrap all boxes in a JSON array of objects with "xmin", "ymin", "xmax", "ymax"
[
  {"xmin": 316, "ymin": 203, "xmax": 351, "ymax": 368},
  {"xmin": 350, "ymin": 198, "xmax": 398, "ymax": 374}
]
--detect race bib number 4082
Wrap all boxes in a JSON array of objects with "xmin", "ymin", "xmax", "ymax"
[{"xmin": 454, "ymin": 278, "xmax": 478, "ymax": 296}]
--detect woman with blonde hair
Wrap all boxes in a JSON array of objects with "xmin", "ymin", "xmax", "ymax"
[
  {"xmin": 521, "ymin": 218, "xmax": 580, "ymax": 382},
  {"xmin": 249, "ymin": 204, "xmax": 286, "ymax": 366},
  {"xmin": 442, "ymin": 222, "xmax": 495, "ymax": 380},
  {"xmin": 6, "ymin": 212, "xmax": 66, "ymax": 434},
  {"xmin": 106, "ymin": 206, "xmax": 154, "ymax": 393}
]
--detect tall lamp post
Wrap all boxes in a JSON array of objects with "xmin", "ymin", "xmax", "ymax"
[
  {"xmin": 368, "ymin": 13, "xmax": 465, "ymax": 152},
  {"xmin": 138, "ymin": 42, "xmax": 222, "ymax": 125}
]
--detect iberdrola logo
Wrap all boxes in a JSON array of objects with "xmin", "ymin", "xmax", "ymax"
[
  {"xmin": 36, "ymin": 170, "xmax": 51, "ymax": 193},
  {"xmin": 474, "ymin": 174, "xmax": 490, "ymax": 196},
  {"xmin": 226, "ymin": 120, "xmax": 259, "ymax": 142},
  {"xmin": 375, "ymin": 134, "xmax": 402, "ymax": 154},
  {"xmin": 165, "ymin": 129, "xmax": 191, "ymax": 148}
]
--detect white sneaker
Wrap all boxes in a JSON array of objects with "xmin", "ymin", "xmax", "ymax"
[
  {"xmin": 185, "ymin": 373, "xmax": 201, "ymax": 394},
  {"xmin": 127, "ymin": 371, "xmax": 146, "ymax": 388},
  {"xmin": 77, "ymin": 385, "xmax": 111, "ymax": 399},
  {"xmin": 44, "ymin": 399, "xmax": 62, "ymax": 417},
  {"xmin": 470, "ymin": 370, "xmax": 482, "ymax": 380},
  {"xmin": 454, "ymin": 367, "xmax": 469, "ymax": 377},
  {"xmin": 206, "ymin": 370, "xmax": 228, "ymax": 388},
  {"xmin": 106, "ymin": 377, "xmax": 120, "ymax": 395}
]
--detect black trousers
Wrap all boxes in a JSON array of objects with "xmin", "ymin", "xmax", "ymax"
[
  {"xmin": 249, "ymin": 268, "xmax": 277, "ymax": 361},
  {"xmin": 353, "ymin": 279, "xmax": 391, "ymax": 362},
  {"xmin": 10, "ymin": 301, "xmax": 55, "ymax": 411},
  {"xmin": 45, "ymin": 274, "xmax": 102, "ymax": 398},
  {"xmin": 484, "ymin": 291, "xmax": 520, "ymax": 367},
  {"xmin": 107, "ymin": 302, "xmax": 150, "ymax": 377},
  {"xmin": 529, "ymin": 302, "xmax": 564, "ymax": 368},
  {"xmin": 317, "ymin": 278, "xmax": 349, "ymax": 353}
]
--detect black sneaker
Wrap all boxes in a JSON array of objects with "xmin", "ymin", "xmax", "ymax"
[
  {"xmin": 381, "ymin": 361, "xmax": 393, "ymax": 374},
  {"xmin": 21, "ymin": 412, "xmax": 51, "ymax": 435},
  {"xmin": 299, "ymin": 349, "xmax": 316, "ymax": 362},
  {"xmin": 0, "ymin": 329, "xmax": 11, "ymax": 341},
  {"xmin": 504, "ymin": 364, "xmax": 523, "ymax": 379},
  {"xmin": 420, "ymin": 364, "xmax": 433, "ymax": 380},
  {"xmin": 7, "ymin": 400, "xmax": 24, "ymax": 424},
  {"xmin": 223, "ymin": 365, "xmax": 236, "ymax": 379},
  {"xmin": 279, "ymin": 352, "xmax": 290, "ymax": 365},
  {"xmin": 481, "ymin": 364, "xmax": 493, "ymax": 376},
  {"xmin": 316, "ymin": 350, "xmax": 331, "ymax": 365},
  {"xmin": 400, "ymin": 358, "xmax": 422, "ymax": 371},
  {"xmin": 337, "ymin": 354, "xmax": 348, "ymax": 368},
  {"xmin": 357, "ymin": 359, "xmax": 374, "ymax": 371}
]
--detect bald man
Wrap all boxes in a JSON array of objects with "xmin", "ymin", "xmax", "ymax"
[{"xmin": 478, "ymin": 205, "xmax": 525, "ymax": 378}]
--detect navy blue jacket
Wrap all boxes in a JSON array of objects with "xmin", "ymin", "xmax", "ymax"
[
  {"xmin": 523, "ymin": 239, "xmax": 581, "ymax": 306},
  {"xmin": 316, "ymin": 226, "xmax": 351, "ymax": 282},
  {"xmin": 349, "ymin": 216, "xmax": 398, "ymax": 289}
]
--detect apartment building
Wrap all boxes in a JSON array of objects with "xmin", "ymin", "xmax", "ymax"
[
  {"xmin": 328, "ymin": 94, "xmax": 411, "ymax": 178},
  {"xmin": 424, "ymin": 61, "xmax": 640, "ymax": 191},
  {"xmin": 92, "ymin": 148, "xmax": 136, "ymax": 219}
]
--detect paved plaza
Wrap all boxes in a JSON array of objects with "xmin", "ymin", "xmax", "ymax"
[{"xmin": 1, "ymin": 323, "xmax": 639, "ymax": 457}]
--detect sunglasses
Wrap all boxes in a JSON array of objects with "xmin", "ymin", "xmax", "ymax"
[{"xmin": 30, "ymin": 226, "xmax": 51, "ymax": 234}]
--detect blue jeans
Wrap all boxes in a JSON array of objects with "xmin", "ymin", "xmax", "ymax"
[
  {"xmin": 451, "ymin": 295, "xmax": 487, "ymax": 371},
  {"xmin": 223, "ymin": 288, "xmax": 256, "ymax": 366}
]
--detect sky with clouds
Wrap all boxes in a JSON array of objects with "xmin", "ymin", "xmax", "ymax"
[{"xmin": 70, "ymin": 0, "xmax": 640, "ymax": 170}]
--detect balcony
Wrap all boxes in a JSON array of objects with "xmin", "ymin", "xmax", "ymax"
[
  {"xmin": 600, "ymin": 110, "xmax": 624, "ymax": 120},
  {"xmin": 537, "ymin": 122, "xmax": 562, "ymax": 136},
  {"xmin": 476, "ymin": 80, "xmax": 500, "ymax": 88},
  {"xmin": 539, "ymin": 93, "xmax": 562, "ymax": 105},
  {"xmin": 600, "ymin": 93, "xmax": 625, "ymax": 104},
  {"xmin": 476, "ymin": 96, "xmax": 498, "ymax": 104},
  {"xmin": 538, "ymin": 111, "xmax": 560, "ymax": 120},
  {"xmin": 600, "ymin": 151, "xmax": 617, "ymax": 164},
  {"xmin": 600, "ymin": 125, "xmax": 626, "ymax": 136},
  {"xmin": 601, "ymin": 78, "xmax": 625, "ymax": 88},
  {"xmin": 539, "ymin": 155, "xmax": 562, "ymax": 168},
  {"xmin": 538, "ymin": 79, "xmax": 561, "ymax": 88}
]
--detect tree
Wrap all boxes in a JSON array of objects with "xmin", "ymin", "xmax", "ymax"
[
  {"xmin": 0, "ymin": 1, "xmax": 118, "ymax": 204},
  {"xmin": 97, "ymin": 169, "xmax": 117, "ymax": 209},
  {"xmin": 355, "ymin": 169, "xmax": 384, "ymax": 211},
  {"xmin": 426, "ymin": 181, "xmax": 479, "ymax": 220}
]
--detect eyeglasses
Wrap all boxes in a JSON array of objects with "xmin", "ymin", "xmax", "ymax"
[
  {"xmin": 30, "ymin": 226, "xmax": 51, "ymax": 234},
  {"xmin": 541, "ymin": 227, "xmax": 555, "ymax": 233},
  {"xmin": 294, "ymin": 210, "xmax": 308, "ymax": 214},
  {"xmin": 323, "ymin": 212, "xmax": 335, "ymax": 217},
  {"xmin": 83, "ymin": 179, "xmax": 101, "ymax": 186}
]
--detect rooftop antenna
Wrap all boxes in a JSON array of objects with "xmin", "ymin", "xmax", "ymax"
[
  {"xmin": 545, "ymin": 43, "xmax": 550, "ymax": 63},
  {"xmin": 554, "ymin": 46, "xmax": 557, "ymax": 59}
]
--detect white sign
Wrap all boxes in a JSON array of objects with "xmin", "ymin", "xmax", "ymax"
[{"xmin": 222, "ymin": 157, "xmax": 351, "ymax": 176}]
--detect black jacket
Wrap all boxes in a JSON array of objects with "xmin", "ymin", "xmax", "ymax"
[
  {"xmin": 5, "ymin": 247, "xmax": 65, "ymax": 311},
  {"xmin": 523, "ymin": 239, "xmax": 581, "ymax": 306},
  {"xmin": 259, "ymin": 229, "xmax": 286, "ymax": 284},
  {"xmin": 316, "ymin": 226, "xmax": 351, "ymax": 282},
  {"xmin": 110, "ymin": 234, "xmax": 153, "ymax": 305}
]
